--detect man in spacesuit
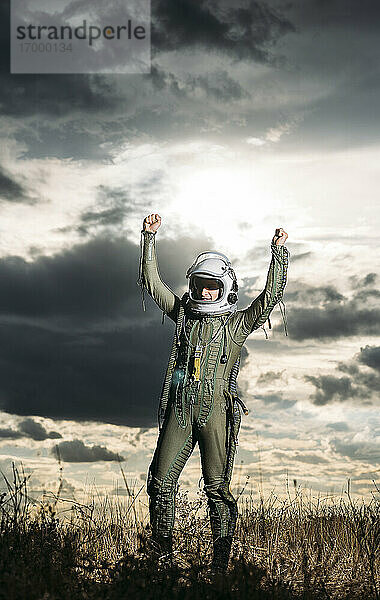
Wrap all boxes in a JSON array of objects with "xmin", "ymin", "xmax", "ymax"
[{"xmin": 139, "ymin": 213, "xmax": 289, "ymax": 573}]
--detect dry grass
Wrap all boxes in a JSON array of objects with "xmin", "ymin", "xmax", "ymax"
[{"xmin": 0, "ymin": 463, "xmax": 379, "ymax": 600}]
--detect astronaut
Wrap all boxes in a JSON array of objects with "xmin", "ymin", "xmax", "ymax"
[{"xmin": 139, "ymin": 213, "xmax": 289, "ymax": 573}]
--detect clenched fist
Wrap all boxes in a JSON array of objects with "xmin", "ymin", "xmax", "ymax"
[
  {"xmin": 272, "ymin": 228, "xmax": 288, "ymax": 246},
  {"xmin": 143, "ymin": 213, "xmax": 161, "ymax": 233}
]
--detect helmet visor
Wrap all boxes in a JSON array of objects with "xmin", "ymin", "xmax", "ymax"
[{"xmin": 190, "ymin": 276, "xmax": 223, "ymax": 301}]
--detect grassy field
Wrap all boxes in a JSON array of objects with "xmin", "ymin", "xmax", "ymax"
[{"xmin": 0, "ymin": 463, "xmax": 379, "ymax": 600}]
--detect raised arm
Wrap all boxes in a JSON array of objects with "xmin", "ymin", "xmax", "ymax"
[
  {"xmin": 238, "ymin": 228, "xmax": 289, "ymax": 336},
  {"xmin": 139, "ymin": 213, "xmax": 180, "ymax": 322}
]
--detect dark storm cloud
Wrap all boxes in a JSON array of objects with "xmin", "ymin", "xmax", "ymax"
[
  {"xmin": 290, "ymin": 251, "xmax": 312, "ymax": 263},
  {"xmin": 305, "ymin": 345, "xmax": 380, "ymax": 406},
  {"xmin": 75, "ymin": 178, "xmax": 165, "ymax": 236},
  {"xmin": 16, "ymin": 122, "xmax": 120, "ymax": 162},
  {"xmin": 305, "ymin": 374, "xmax": 365, "ymax": 406},
  {"xmin": 149, "ymin": 66, "xmax": 186, "ymax": 98},
  {"xmin": 326, "ymin": 421, "xmax": 349, "ymax": 432},
  {"xmin": 18, "ymin": 418, "xmax": 62, "ymax": 441},
  {"xmin": 254, "ymin": 392, "xmax": 295, "ymax": 409},
  {"xmin": 349, "ymin": 273, "xmax": 377, "ymax": 289},
  {"xmin": 76, "ymin": 187, "xmax": 133, "ymax": 237},
  {"xmin": 152, "ymin": 0, "xmax": 294, "ymax": 62},
  {"xmin": 286, "ymin": 303, "xmax": 380, "ymax": 341},
  {"xmin": 279, "ymin": 277, "xmax": 380, "ymax": 341},
  {"xmin": 0, "ymin": 231, "xmax": 209, "ymax": 322},
  {"xmin": 236, "ymin": 245, "xmax": 277, "ymax": 308},
  {"xmin": 352, "ymin": 289, "xmax": 380, "ymax": 304},
  {"xmin": 0, "ymin": 0, "xmax": 291, "ymax": 122},
  {"xmin": 0, "ymin": 232, "xmax": 212, "ymax": 427},
  {"xmin": 0, "ymin": 166, "xmax": 30, "ymax": 204},
  {"xmin": 0, "ymin": 320, "xmax": 173, "ymax": 427},
  {"xmin": 0, "ymin": 1, "xmax": 119, "ymax": 119},
  {"xmin": 241, "ymin": 244, "xmax": 271, "ymax": 265},
  {"xmin": 0, "ymin": 418, "xmax": 61, "ymax": 440},
  {"xmin": 0, "ymin": 0, "xmax": 297, "ymax": 162},
  {"xmin": 285, "ymin": 284, "xmax": 345, "ymax": 306},
  {"xmin": 219, "ymin": 1, "xmax": 377, "ymax": 153},
  {"xmin": 52, "ymin": 440, "xmax": 123, "ymax": 462},
  {"xmin": 150, "ymin": 67, "xmax": 250, "ymax": 102},
  {"xmin": 256, "ymin": 369, "xmax": 285, "ymax": 384},
  {"xmin": 128, "ymin": 428, "xmax": 150, "ymax": 447},
  {"xmin": 1, "ymin": 64, "xmax": 118, "ymax": 120},
  {"xmin": 0, "ymin": 236, "xmax": 141, "ymax": 320},
  {"xmin": 331, "ymin": 437, "xmax": 379, "ymax": 465},
  {"xmin": 0, "ymin": 428, "xmax": 23, "ymax": 439},
  {"xmin": 295, "ymin": 0, "xmax": 380, "ymax": 29},
  {"xmin": 358, "ymin": 345, "xmax": 380, "ymax": 371},
  {"xmin": 187, "ymin": 70, "xmax": 249, "ymax": 102},
  {"xmin": 1, "ymin": 0, "xmax": 379, "ymax": 158}
]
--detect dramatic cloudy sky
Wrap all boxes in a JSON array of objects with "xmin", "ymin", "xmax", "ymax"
[{"xmin": 0, "ymin": 0, "xmax": 379, "ymax": 506}]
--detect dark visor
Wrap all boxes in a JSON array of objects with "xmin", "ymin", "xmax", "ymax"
[{"xmin": 190, "ymin": 276, "xmax": 223, "ymax": 300}]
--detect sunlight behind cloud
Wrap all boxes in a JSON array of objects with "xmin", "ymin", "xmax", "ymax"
[{"xmin": 168, "ymin": 162, "xmax": 283, "ymax": 257}]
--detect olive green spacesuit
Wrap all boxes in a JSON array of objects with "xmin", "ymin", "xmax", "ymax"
[{"xmin": 140, "ymin": 230, "xmax": 289, "ymax": 571}]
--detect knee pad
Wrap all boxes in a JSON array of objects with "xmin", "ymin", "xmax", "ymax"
[
  {"xmin": 219, "ymin": 485, "xmax": 238, "ymax": 508},
  {"xmin": 204, "ymin": 481, "xmax": 236, "ymax": 506},
  {"xmin": 147, "ymin": 475, "xmax": 176, "ymax": 499}
]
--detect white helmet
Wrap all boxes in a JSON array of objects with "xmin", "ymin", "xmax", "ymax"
[{"xmin": 186, "ymin": 251, "xmax": 238, "ymax": 316}]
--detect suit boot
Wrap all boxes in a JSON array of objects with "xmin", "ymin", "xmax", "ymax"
[
  {"xmin": 211, "ymin": 535, "xmax": 232, "ymax": 574},
  {"xmin": 149, "ymin": 533, "xmax": 173, "ymax": 567}
]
